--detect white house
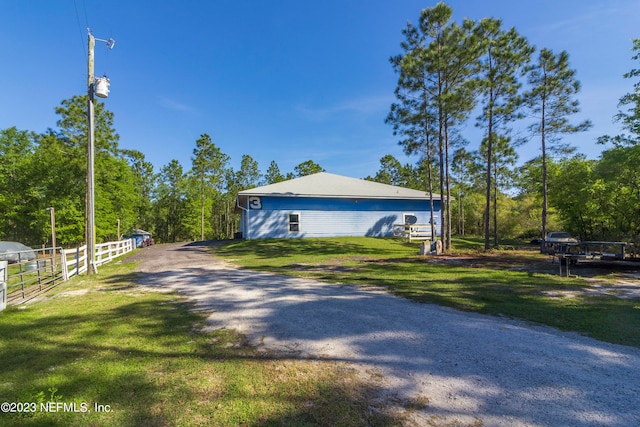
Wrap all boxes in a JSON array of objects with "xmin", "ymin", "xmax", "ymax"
[{"xmin": 236, "ymin": 172, "xmax": 441, "ymax": 239}]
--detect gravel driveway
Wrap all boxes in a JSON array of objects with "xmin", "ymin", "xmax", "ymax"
[{"xmin": 132, "ymin": 242, "xmax": 640, "ymax": 426}]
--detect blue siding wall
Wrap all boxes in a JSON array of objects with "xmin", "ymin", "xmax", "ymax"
[{"xmin": 242, "ymin": 196, "xmax": 440, "ymax": 239}]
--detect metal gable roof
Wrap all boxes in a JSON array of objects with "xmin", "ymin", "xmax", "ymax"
[{"xmin": 238, "ymin": 172, "xmax": 439, "ymax": 200}]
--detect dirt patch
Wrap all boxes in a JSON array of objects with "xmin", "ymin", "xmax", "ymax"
[
  {"xmin": 426, "ymin": 252, "xmax": 558, "ymax": 273},
  {"xmin": 426, "ymin": 252, "xmax": 640, "ymax": 300},
  {"xmin": 541, "ymin": 275, "xmax": 640, "ymax": 299}
]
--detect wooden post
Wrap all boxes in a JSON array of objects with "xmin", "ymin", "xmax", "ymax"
[{"xmin": 86, "ymin": 31, "xmax": 97, "ymax": 275}]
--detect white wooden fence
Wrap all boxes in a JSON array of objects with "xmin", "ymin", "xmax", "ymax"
[
  {"xmin": 393, "ymin": 224, "xmax": 433, "ymax": 242},
  {"xmin": 1, "ymin": 239, "xmax": 134, "ymax": 309},
  {"xmin": 61, "ymin": 239, "xmax": 134, "ymax": 279}
]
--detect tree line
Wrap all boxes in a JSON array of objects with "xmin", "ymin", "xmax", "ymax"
[
  {"xmin": 1, "ymin": 2, "xmax": 639, "ymax": 249},
  {"xmin": 383, "ymin": 2, "xmax": 640, "ymax": 250},
  {"xmin": 0, "ymin": 96, "xmax": 325, "ymax": 246}
]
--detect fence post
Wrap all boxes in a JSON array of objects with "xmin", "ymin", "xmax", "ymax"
[
  {"xmin": 61, "ymin": 249, "xmax": 69, "ymax": 281},
  {"xmin": 36, "ymin": 260, "xmax": 42, "ymax": 290},
  {"xmin": 76, "ymin": 247, "xmax": 80, "ymax": 276},
  {"xmin": 50, "ymin": 247, "xmax": 56, "ymax": 285},
  {"xmin": 0, "ymin": 260, "xmax": 7, "ymax": 312}
]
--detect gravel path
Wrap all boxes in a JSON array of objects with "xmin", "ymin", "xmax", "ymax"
[{"xmin": 132, "ymin": 242, "xmax": 640, "ymax": 426}]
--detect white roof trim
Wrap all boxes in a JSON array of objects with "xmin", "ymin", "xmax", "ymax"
[{"xmin": 238, "ymin": 172, "xmax": 439, "ymax": 200}]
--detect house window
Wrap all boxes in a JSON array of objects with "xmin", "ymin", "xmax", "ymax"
[{"xmin": 289, "ymin": 213, "xmax": 300, "ymax": 232}]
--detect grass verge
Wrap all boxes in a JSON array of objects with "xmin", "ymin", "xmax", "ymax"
[
  {"xmin": 0, "ymin": 256, "xmax": 406, "ymax": 426},
  {"xmin": 212, "ymin": 236, "xmax": 640, "ymax": 348}
]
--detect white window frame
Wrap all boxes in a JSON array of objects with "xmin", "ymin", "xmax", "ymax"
[{"xmin": 288, "ymin": 212, "xmax": 301, "ymax": 233}]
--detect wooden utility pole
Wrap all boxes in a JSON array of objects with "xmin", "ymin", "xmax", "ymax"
[
  {"xmin": 87, "ymin": 30, "xmax": 97, "ymax": 274},
  {"xmin": 85, "ymin": 29, "xmax": 114, "ymax": 274}
]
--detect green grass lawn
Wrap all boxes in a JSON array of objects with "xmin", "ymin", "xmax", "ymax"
[
  {"xmin": 2, "ymin": 237, "xmax": 638, "ymax": 426},
  {"xmin": 212, "ymin": 236, "xmax": 640, "ymax": 348},
  {"xmin": 0, "ymin": 257, "xmax": 403, "ymax": 427}
]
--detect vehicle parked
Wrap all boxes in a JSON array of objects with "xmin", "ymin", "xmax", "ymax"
[
  {"xmin": 0, "ymin": 241, "xmax": 36, "ymax": 262},
  {"xmin": 541, "ymin": 232, "xmax": 579, "ymax": 256},
  {"xmin": 124, "ymin": 229, "xmax": 154, "ymax": 248},
  {"xmin": 546, "ymin": 232, "xmax": 579, "ymax": 243}
]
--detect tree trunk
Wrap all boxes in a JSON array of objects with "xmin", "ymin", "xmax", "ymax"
[
  {"xmin": 541, "ymin": 100, "xmax": 548, "ymax": 252},
  {"xmin": 200, "ymin": 174, "xmax": 205, "ymax": 241},
  {"xmin": 445, "ymin": 121, "xmax": 452, "ymax": 251},
  {"xmin": 484, "ymin": 106, "xmax": 493, "ymax": 251},
  {"xmin": 493, "ymin": 157, "xmax": 499, "ymax": 248},
  {"xmin": 425, "ymin": 125, "xmax": 437, "ymax": 240},
  {"xmin": 438, "ymin": 120, "xmax": 446, "ymax": 249}
]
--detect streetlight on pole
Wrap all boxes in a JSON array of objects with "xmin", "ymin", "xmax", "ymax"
[{"xmin": 86, "ymin": 28, "xmax": 115, "ymax": 275}]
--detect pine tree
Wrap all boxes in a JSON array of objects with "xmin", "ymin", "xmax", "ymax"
[
  {"xmin": 388, "ymin": 2, "xmax": 481, "ymax": 249},
  {"xmin": 191, "ymin": 134, "xmax": 229, "ymax": 240},
  {"xmin": 475, "ymin": 19, "xmax": 533, "ymax": 250},
  {"xmin": 265, "ymin": 160, "xmax": 285, "ymax": 184},
  {"xmin": 525, "ymin": 49, "xmax": 591, "ymax": 244}
]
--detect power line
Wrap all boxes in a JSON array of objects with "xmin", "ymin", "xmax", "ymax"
[
  {"xmin": 73, "ymin": 0, "xmax": 87, "ymax": 59},
  {"xmin": 82, "ymin": 0, "xmax": 89, "ymax": 26}
]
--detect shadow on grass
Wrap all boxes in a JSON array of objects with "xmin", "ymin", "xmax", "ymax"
[
  {"xmin": 375, "ymin": 273, "xmax": 640, "ymax": 347},
  {"xmin": 242, "ymin": 254, "xmax": 640, "ymax": 348},
  {"xmin": 104, "ymin": 251, "xmax": 640, "ymax": 427},
  {"xmin": 0, "ymin": 291, "xmax": 404, "ymax": 426},
  {"xmin": 203, "ymin": 237, "xmax": 640, "ymax": 347},
  {"xmin": 18, "ymin": 240, "xmax": 634, "ymax": 425}
]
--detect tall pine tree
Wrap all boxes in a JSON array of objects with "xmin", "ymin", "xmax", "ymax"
[
  {"xmin": 525, "ymin": 49, "xmax": 591, "ymax": 244},
  {"xmin": 475, "ymin": 19, "xmax": 532, "ymax": 249}
]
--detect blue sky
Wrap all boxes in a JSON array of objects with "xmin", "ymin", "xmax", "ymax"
[{"xmin": 1, "ymin": 0, "xmax": 638, "ymax": 179}]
